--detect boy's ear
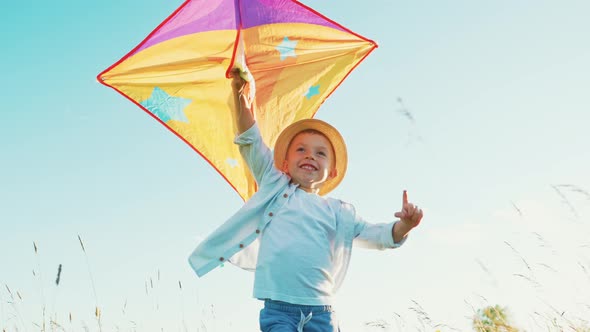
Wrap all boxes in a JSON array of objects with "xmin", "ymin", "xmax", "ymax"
[{"xmin": 282, "ymin": 160, "xmax": 289, "ymax": 173}]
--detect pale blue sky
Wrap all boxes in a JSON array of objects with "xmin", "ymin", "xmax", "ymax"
[{"xmin": 2, "ymin": 1, "xmax": 589, "ymax": 331}]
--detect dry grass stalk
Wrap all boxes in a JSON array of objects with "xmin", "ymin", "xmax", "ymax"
[
  {"xmin": 78, "ymin": 235, "xmax": 86, "ymax": 253},
  {"xmin": 55, "ymin": 264, "xmax": 63, "ymax": 286},
  {"xmin": 396, "ymin": 97, "xmax": 415, "ymax": 123},
  {"xmin": 464, "ymin": 299, "xmax": 477, "ymax": 315},
  {"xmin": 551, "ymin": 185, "xmax": 579, "ymax": 218},
  {"xmin": 364, "ymin": 319, "xmax": 389, "ymax": 329},
  {"xmin": 4, "ymin": 285, "xmax": 13, "ymax": 299},
  {"xmin": 32, "ymin": 239, "xmax": 47, "ymax": 331},
  {"xmin": 50, "ymin": 319, "xmax": 66, "ymax": 331},
  {"xmin": 536, "ymin": 263, "xmax": 558, "ymax": 273},
  {"xmin": 504, "ymin": 241, "xmax": 534, "ymax": 278},
  {"xmin": 510, "ymin": 201, "xmax": 523, "ymax": 216},
  {"xmin": 390, "ymin": 312, "xmax": 406, "ymax": 331},
  {"xmin": 77, "ymin": 234, "xmax": 101, "ymax": 332},
  {"xmin": 513, "ymin": 273, "xmax": 542, "ymax": 288},
  {"xmin": 555, "ymin": 184, "xmax": 590, "ymax": 200},
  {"xmin": 410, "ymin": 299, "xmax": 433, "ymax": 328},
  {"xmin": 578, "ymin": 262, "xmax": 589, "ymax": 277},
  {"xmin": 475, "ymin": 259, "xmax": 493, "ymax": 276}
]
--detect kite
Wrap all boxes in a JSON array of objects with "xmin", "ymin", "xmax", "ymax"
[{"xmin": 98, "ymin": 0, "xmax": 377, "ymax": 201}]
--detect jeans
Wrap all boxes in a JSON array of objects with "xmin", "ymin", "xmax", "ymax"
[{"xmin": 259, "ymin": 299, "xmax": 340, "ymax": 332}]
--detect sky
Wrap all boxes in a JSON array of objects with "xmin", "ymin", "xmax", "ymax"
[{"xmin": 1, "ymin": 0, "xmax": 589, "ymax": 331}]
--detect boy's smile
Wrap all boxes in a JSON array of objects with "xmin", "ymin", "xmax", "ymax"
[{"xmin": 282, "ymin": 131, "xmax": 337, "ymax": 193}]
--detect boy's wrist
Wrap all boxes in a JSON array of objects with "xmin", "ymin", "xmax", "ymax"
[{"xmin": 392, "ymin": 220, "xmax": 412, "ymax": 244}]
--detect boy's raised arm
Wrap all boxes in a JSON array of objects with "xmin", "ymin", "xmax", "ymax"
[{"xmin": 231, "ymin": 68, "xmax": 255, "ymax": 135}]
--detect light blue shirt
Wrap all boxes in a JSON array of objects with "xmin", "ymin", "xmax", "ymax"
[
  {"xmin": 188, "ymin": 124, "xmax": 405, "ymax": 300},
  {"xmin": 254, "ymin": 189, "xmax": 338, "ymax": 305}
]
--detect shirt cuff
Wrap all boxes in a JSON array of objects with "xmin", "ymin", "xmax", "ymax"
[
  {"xmin": 234, "ymin": 123, "xmax": 260, "ymax": 145},
  {"xmin": 387, "ymin": 221, "xmax": 407, "ymax": 248}
]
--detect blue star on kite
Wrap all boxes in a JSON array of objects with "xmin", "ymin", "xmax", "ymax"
[
  {"xmin": 226, "ymin": 158, "xmax": 239, "ymax": 168},
  {"xmin": 305, "ymin": 85, "xmax": 320, "ymax": 99},
  {"xmin": 275, "ymin": 37, "xmax": 298, "ymax": 61},
  {"xmin": 140, "ymin": 87, "xmax": 192, "ymax": 123}
]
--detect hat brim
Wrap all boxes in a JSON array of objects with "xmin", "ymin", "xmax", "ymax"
[{"xmin": 273, "ymin": 119, "xmax": 347, "ymax": 196}]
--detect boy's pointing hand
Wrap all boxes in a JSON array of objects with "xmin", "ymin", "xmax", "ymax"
[{"xmin": 394, "ymin": 190, "xmax": 423, "ymax": 229}]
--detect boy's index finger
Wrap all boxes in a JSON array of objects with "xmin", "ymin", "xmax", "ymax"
[{"xmin": 403, "ymin": 190, "xmax": 408, "ymax": 205}]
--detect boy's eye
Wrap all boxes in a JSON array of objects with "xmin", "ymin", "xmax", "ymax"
[
  {"xmin": 318, "ymin": 151, "xmax": 326, "ymax": 156},
  {"xmin": 296, "ymin": 147, "xmax": 304, "ymax": 152}
]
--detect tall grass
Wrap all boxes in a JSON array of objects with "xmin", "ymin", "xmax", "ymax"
[{"xmin": 78, "ymin": 235, "xmax": 101, "ymax": 332}]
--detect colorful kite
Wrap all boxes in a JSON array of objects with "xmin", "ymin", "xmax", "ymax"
[{"xmin": 98, "ymin": 0, "xmax": 377, "ymax": 201}]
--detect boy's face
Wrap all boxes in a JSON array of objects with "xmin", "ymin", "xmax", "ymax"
[{"xmin": 282, "ymin": 132, "xmax": 337, "ymax": 193}]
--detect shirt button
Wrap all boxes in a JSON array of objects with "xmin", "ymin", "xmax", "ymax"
[
  {"xmin": 219, "ymin": 257, "xmax": 224, "ymax": 261},
  {"xmin": 268, "ymin": 212, "xmax": 274, "ymax": 217},
  {"xmin": 239, "ymin": 244, "xmax": 244, "ymax": 248},
  {"xmin": 283, "ymin": 193, "xmax": 288, "ymax": 198},
  {"xmin": 256, "ymin": 229, "xmax": 261, "ymax": 234}
]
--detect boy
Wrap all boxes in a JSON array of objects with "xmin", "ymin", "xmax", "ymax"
[{"xmin": 189, "ymin": 69, "xmax": 423, "ymax": 331}]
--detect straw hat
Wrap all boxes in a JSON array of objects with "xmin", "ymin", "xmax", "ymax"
[{"xmin": 273, "ymin": 119, "xmax": 348, "ymax": 195}]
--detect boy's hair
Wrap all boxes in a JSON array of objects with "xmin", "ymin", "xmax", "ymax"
[{"xmin": 273, "ymin": 119, "xmax": 348, "ymax": 195}]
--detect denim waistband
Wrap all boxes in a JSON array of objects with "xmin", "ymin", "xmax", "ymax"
[{"xmin": 264, "ymin": 299, "xmax": 333, "ymax": 313}]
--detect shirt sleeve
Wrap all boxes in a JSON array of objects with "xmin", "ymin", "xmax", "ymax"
[
  {"xmin": 234, "ymin": 123, "xmax": 280, "ymax": 186},
  {"xmin": 344, "ymin": 203, "xmax": 406, "ymax": 249}
]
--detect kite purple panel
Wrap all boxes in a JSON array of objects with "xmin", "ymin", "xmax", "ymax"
[
  {"xmin": 239, "ymin": 0, "xmax": 345, "ymax": 31},
  {"xmin": 134, "ymin": 0, "xmax": 237, "ymax": 55}
]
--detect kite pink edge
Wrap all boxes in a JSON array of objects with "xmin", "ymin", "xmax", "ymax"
[{"xmin": 96, "ymin": 0, "xmax": 378, "ymax": 202}]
